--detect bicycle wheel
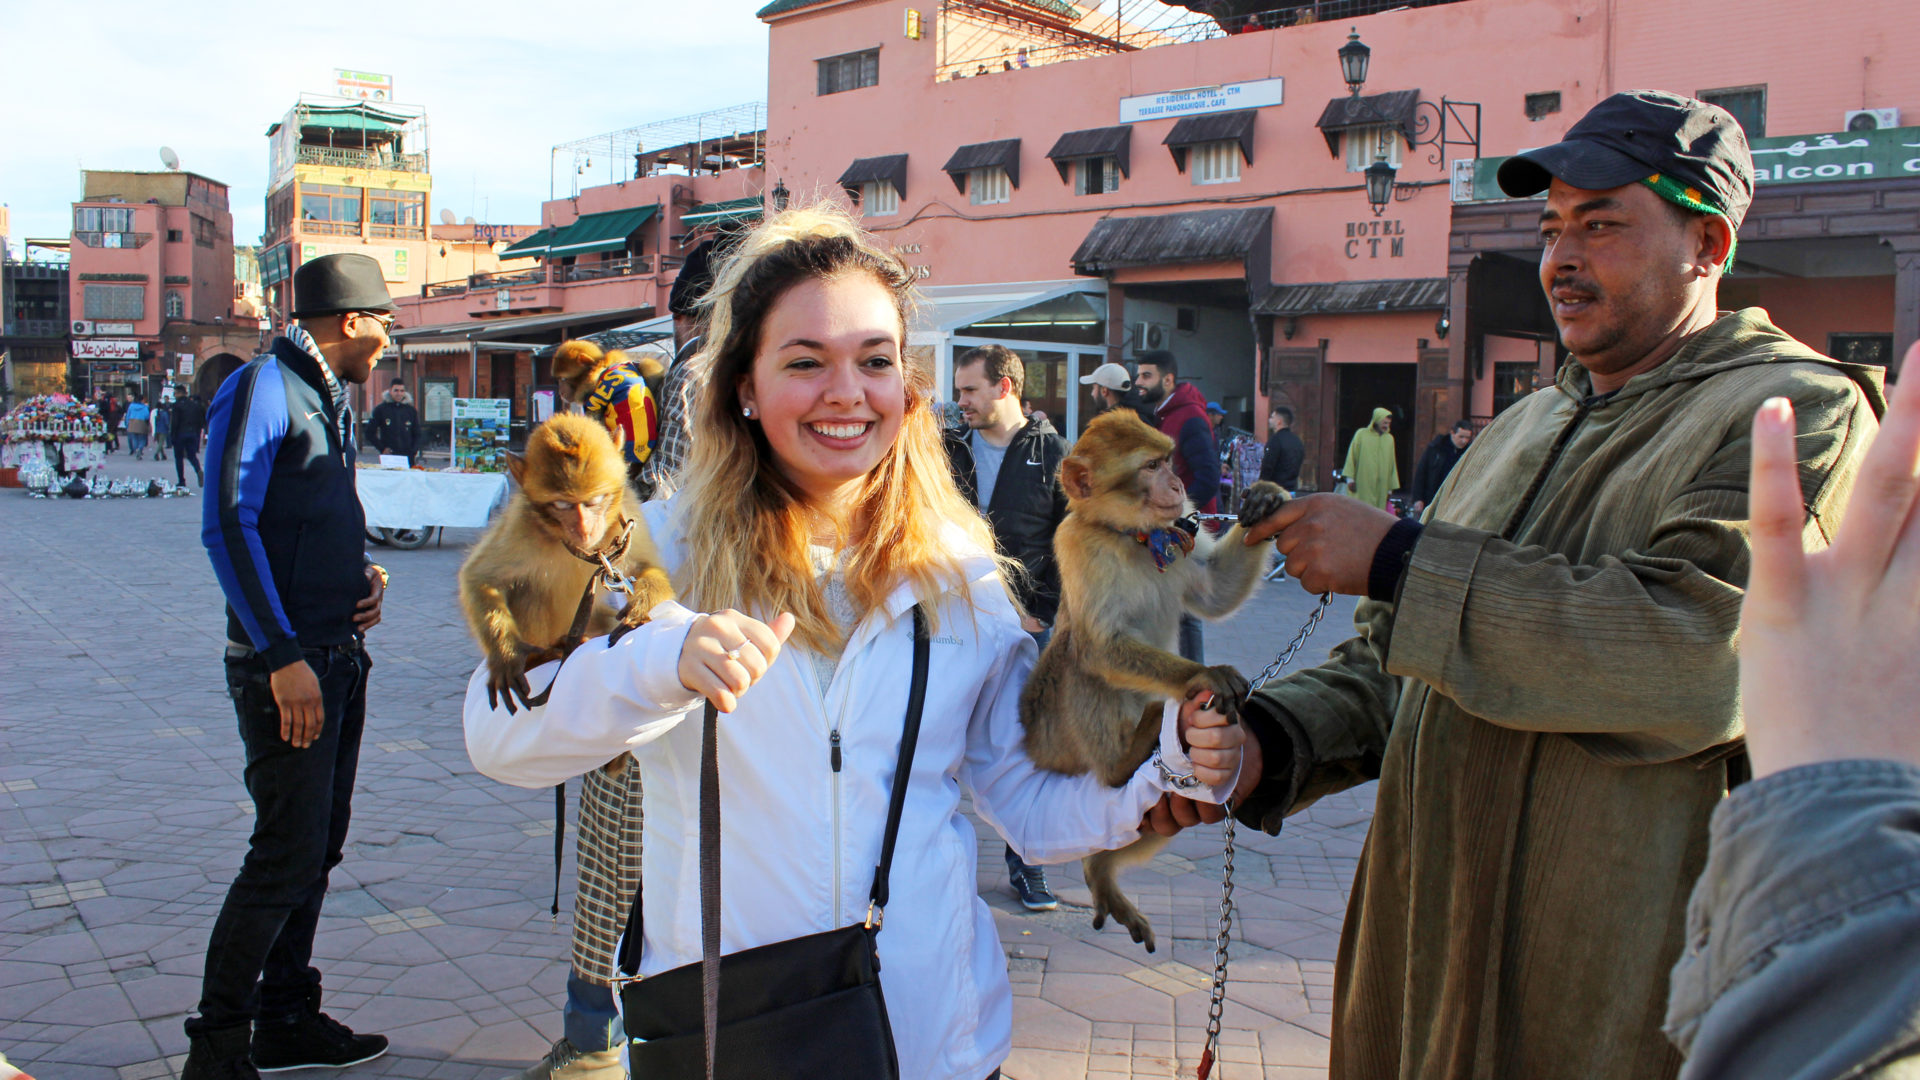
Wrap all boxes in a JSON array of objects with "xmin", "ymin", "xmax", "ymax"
[{"xmin": 383, "ymin": 527, "xmax": 433, "ymax": 550}]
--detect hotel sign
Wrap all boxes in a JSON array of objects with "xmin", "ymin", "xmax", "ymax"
[
  {"xmin": 1467, "ymin": 126, "xmax": 1920, "ymax": 201},
  {"xmin": 1120, "ymin": 77, "xmax": 1283, "ymax": 124}
]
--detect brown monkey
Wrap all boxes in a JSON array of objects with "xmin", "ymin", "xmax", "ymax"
[
  {"xmin": 458, "ymin": 413, "xmax": 674, "ymax": 712},
  {"xmin": 551, "ymin": 339, "xmax": 665, "ymax": 481},
  {"xmin": 1017, "ymin": 410, "xmax": 1285, "ymax": 951}
]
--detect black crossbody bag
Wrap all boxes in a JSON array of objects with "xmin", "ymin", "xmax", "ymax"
[{"xmin": 615, "ymin": 605, "xmax": 930, "ymax": 1080}]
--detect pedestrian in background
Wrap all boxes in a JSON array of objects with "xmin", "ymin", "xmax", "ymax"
[
  {"xmin": 153, "ymin": 396, "xmax": 172, "ymax": 461},
  {"xmin": 1079, "ymin": 361, "xmax": 1150, "ymax": 424},
  {"xmin": 1409, "ymin": 419, "xmax": 1474, "ymax": 513},
  {"xmin": 945, "ymin": 343, "xmax": 1070, "ymax": 914},
  {"xmin": 101, "ymin": 393, "xmax": 122, "ymax": 452},
  {"xmin": 1341, "ymin": 406, "xmax": 1398, "ymax": 509},
  {"xmin": 125, "ymin": 395, "xmax": 152, "ymax": 459},
  {"xmin": 184, "ymin": 254, "xmax": 394, "ymax": 1080},
  {"xmin": 635, "ymin": 239, "xmax": 718, "ymax": 502},
  {"xmin": 368, "ymin": 378, "xmax": 423, "ymax": 466},
  {"xmin": 1260, "ymin": 405, "xmax": 1305, "ymax": 494},
  {"xmin": 172, "ymin": 390, "xmax": 207, "ymax": 490}
]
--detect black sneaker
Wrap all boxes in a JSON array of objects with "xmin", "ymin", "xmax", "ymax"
[
  {"xmin": 183, "ymin": 1025, "xmax": 261, "ymax": 1080},
  {"xmin": 251, "ymin": 1010, "xmax": 388, "ymax": 1073},
  {"xmin": 1005, "ymin": 851, "xmax": 1059, "ymax": 911}
]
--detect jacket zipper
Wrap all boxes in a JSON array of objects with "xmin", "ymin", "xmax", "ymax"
[{"xmin": 830, "ymin": 726, "xmax": 843, "ymax": 926}]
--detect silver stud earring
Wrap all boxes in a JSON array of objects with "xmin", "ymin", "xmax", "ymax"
[{"xmin": 742, "ymin": 406, "xmax": 752, "ymax": 418}]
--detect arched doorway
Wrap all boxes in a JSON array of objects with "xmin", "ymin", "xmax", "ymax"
[{"xmin": 195, "ymin": 353, "xmax": 247, "ymax": 399}]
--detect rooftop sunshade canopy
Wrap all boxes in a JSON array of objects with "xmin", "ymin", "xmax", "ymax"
[{"xmin": 544, "ymin": 206, "xmax": 661, "ymax": 257}]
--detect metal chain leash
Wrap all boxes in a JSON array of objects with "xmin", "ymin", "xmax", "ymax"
[{"xmin": 1197, "ymin": 590, "xmax": 1332, "ymax": 1080}]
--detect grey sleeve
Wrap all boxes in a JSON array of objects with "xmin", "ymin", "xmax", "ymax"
[{"xmin": 1665, "ymin": 760, "xmax": 1920, "ymax": 1080}]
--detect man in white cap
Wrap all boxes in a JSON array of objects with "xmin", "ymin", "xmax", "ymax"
[{"xmin": 1079, "ymin": 361, "xmax": 1148, "ymax": 424}]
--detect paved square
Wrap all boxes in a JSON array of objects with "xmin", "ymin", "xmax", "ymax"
[{"xmin": 0, "ymin": 454, "xmax": 1372, "ymax": 1079}]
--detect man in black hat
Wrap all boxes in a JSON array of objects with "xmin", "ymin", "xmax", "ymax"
[
  {"xmin": 186, "ymin": 253, "xmax": 395, "ymax": 1080},
  {"xmin": 1148, "ymin": 91, "xmax": 1886, "ymax": 1079},
  {"xmin": 635, "ymin": 238, "xmax": 718, "ymax": 501}
]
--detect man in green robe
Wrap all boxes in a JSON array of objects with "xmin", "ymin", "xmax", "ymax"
[
  {"xmin": 1341, "ymin": 406, "xmax": 1399, "ymax": 508},
  {"xmin": 1152, "ymin": 91, "xmax": 1885, "ymax": 1080}
]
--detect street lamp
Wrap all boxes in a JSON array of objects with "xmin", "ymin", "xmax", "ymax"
[
  {"xmin": 1338, "ymin": 28, "xmax": 1370, "ymax": 96},
  {"xmin": 1336, "ymin": 28, "xmax": 1481, "ymax": 214},
  {"xmin": 1365, "ymin": 159, "xmax": 1397, "ymax": 217},
  {"xmin": 771, "ymin": 179, "xmax": 791, "ymax": 211}
]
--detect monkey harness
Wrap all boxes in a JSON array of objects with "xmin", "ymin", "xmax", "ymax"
[
  {"xmin": 517, "ymin": 515, "xmax": 642, "ymax": 918},
  {"xmin": 1183, "ymin": 510, "xmax": 1333, "ymax": 1079}
]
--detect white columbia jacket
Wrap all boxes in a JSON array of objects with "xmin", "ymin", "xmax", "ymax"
[{"xmin": 464, "ymin": 497, "xmax": 1225, "ymax": 1080}]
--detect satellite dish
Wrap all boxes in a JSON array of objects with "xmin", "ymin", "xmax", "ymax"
[
  {"xmin": 159, "ymin": 146, "xmax": 181, "ymax": 171},
  {"xmin": 439, "ymin": 208, "xmax": 456, "ymax": 225},
  {"xmin": 463, "ymin": 216, "xmax": 477, "ymax": 225}
]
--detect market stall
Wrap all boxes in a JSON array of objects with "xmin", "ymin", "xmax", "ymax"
[
  {"xmin": 2, "ymin": 396, "xmax": 109, "ymax": 481},
  {"xmin": 356, "ymin": 468, "xmax": 509, "ymax": 530}
]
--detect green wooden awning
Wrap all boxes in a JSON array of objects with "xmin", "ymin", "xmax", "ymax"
[
  {"xmin": 545, "ymin": 205, "xmax": 661, "ymax": 257},
  {"xmin": 497, "ymin": 227, "xmax": 553, "ymax": 259},
  {"xmin": 681, "ymin": 197, "xmax": 764, "ymax": 227}
]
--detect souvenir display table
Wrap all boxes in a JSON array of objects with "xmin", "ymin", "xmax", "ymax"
[{"xmin": 2, "ymin": 396, "xmax": 109, "ymax": 480}]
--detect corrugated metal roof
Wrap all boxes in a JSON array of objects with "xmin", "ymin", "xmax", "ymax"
[
  {"xmin": 838, "ymin": 154, "xmax": 909, "ymax": 198},
  {"xmin": 1252, "ymin": 277, "xmax": 1448, "ymax": 316},
  {"xmin": 1314, "ymin": 90, "xmax": 1420, "ymax": 155},
  {"xmin": 1070, "ymin": 207, "xmax": 1272, "ymax": 274},
  {"xmin": 1046, "ymin": 126, "xmax": 1131, "ymax": 181},
  {"xmin": 942, "ymin": 139, "xmax": 1021, "ymax": 191},
  {"xmin": 1164, "ymin": 109, "xmax": 1257, "ymax": 170}
]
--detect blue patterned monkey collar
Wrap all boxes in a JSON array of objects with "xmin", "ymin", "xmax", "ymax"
[{"xmin": 1132, "ymin": 515, "xmax": 1199, "ymax": 572}]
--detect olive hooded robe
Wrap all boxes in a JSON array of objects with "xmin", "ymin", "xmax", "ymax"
[
  {"xmin": 1236, "ymin": 310, "xmax": 1885, "ymax": 1080},
  {"xmin": 1343, "ymin": 407, "xmax": 1399, "ymax": 508}
]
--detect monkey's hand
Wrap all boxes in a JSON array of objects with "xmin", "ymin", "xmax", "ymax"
[
  {"xmin": 487, "ymin": 641, "xmax": 566, "ymax": 715},
  {"xmin": 1183, "ymin": 665, "xmax": 1249, "ymax": 723},
  {"xmin": 1238, "ymin": 480, "xmax": 1289, "ymax": 531}
]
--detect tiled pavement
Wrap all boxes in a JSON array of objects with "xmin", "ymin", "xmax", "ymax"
[{"xmin": 0, "ymin": 453, "xmax": 1372, "ymax": 1080}]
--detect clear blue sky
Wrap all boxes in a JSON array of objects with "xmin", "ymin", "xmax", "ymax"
[{"xmin": 0, "ymin": 0, "xmax": 773, "ymax": 251}]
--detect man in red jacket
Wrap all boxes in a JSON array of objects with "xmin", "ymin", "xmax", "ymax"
[{"xmin": 1134, "ymin": 350, "xmax": 1219, "ymax": 661}]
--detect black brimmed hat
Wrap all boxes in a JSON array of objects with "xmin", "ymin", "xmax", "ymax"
[
  {"xmin": 290, "ymin": 253, "xmax": 396, "ymax": 319},
  {"xmin": 1496, "ymin": 90, "xmax": 1755, "ymax": 230}
]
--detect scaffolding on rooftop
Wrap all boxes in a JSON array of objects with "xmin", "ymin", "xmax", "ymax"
[
  {"xmin": 935, "ymin": 0, "xmax": 1470, "ymax": 81},
  {"xmin": 550, "ymin": 101, "xmax": 768, "ymax": 198}
]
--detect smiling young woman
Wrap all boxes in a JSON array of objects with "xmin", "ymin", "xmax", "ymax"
[{"xmin": 462, "ymin": 204, "xmax": 1246, "ymax": 1080}]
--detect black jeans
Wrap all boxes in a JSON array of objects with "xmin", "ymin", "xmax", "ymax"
[
  {"xmin": 174, "ymin": 439, "xmax": 203, "ymax": 487},
  {"xmin": 1178, "ymin": 613, "xmax": 1205, "ymax": 663},
  {"xmin": 186, "ymin": 644, "xmax": 370, "ymax": 1035}
]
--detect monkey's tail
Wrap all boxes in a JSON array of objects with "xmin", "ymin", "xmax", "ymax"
[{"xmin": 608, "ymin": 349, "xmax": 665, "ymax": 381}]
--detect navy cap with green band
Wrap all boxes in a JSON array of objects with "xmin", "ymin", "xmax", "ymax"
[{"xmin": 1497, "ymin": 90, "xmax": 1754, "ymax": 271}]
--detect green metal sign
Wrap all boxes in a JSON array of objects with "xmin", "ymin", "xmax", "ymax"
[{"xmin": 1465, "ymin": 126, "xmax": 1920, "ymax": 202}]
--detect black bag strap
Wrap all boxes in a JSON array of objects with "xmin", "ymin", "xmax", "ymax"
[
  {"xmin": 869, "ymin": 605, "xmax": 930, "ymax": 917},
  {"xmin": 699, "ymin": 698, "xmax": 721, "ymax": 1080}
]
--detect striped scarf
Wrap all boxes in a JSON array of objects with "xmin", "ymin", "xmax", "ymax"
[{"xmin": 286, "ymin": 325, "xmax": 354, "ymax": 452}]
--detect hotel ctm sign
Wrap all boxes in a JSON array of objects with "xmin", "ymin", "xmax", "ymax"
[
  {"xmin": 1465, "ymin": 126, "xmax": 1920, "ymax": 201},
  {"xmin": 1119, "ymin": 77, "xmax": 1284, "ymax": 124}
]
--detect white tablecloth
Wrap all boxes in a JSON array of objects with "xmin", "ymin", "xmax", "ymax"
[{"xmin": 356, "ymin": 470, "xmax": 508, "ymax": 529}]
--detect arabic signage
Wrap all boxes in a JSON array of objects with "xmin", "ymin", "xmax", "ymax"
[
  {"xmin": 88, "ymin": 360, "xmax": 144, "ymax": 391},
  {"xmin": 1468, "ymin": 126, "xmax": 1920, "ymax": 201},
  {"xmin": 73, "ymin": 339, "xmax": 141, "ymax": 359},
  {"xmin": 75, "ymin": 321, "xmax": 135, "ymax": 336},
  {"xmin": 1120, "ymin": 77, "xmax": 1283, "ymax": 124}
]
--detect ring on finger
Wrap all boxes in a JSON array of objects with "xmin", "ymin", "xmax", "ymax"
[{"xmin": 724, "ymin": 645, "xmax": 744, "ymax": 662}]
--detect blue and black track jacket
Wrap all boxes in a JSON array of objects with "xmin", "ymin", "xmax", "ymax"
[{"xmin": 201, "ymin": 337, "xmax": 367, "ymax": 670}]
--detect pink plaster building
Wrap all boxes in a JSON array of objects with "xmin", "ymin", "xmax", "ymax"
[
  {"xmin": 391, "ymin": 104, "xmax": 768, "ymax": 440},
  {"xmin": 67, "ymin": 169, "xmax": 263, "ymax": 402},
  {"xmin": 755, "ymin": 0, "xmax": 1920, "ymax": 482}
]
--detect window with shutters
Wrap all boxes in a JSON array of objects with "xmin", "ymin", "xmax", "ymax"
[
  {"xmin": 1189, "ymin": 141, "xmax": 1241, "ymax": 185},
  {"xmin": 1697, "ymin": 85, "xmax": 1766, "ymax": 138},
  {"xmin": 165, "ymin": 290, "xmax": 186, "ymax": 319},
  {"xmin": 192, "ymin": 214, "xmax": 218, "ymax": 248},
  {"xmin": 1345, "ymin": 125, "xmax": 1403, "ymax": 172},
  {"xmin": 1074, "ymin": 157, "xmax": 1119, "ymax": 196},
  {"xmin": 84, "ymin": 285, "xmax": 145, "ymax": 321},
  {"xmin": 860, "ymin": 180, "xmax": 898, "ymax": 217},
  {"xmin": 75, "ymin": 207, "xmax": 136, "ymax": 233},
  {"xmin": 817, "ymin": 49, "xmax": 880, "ymax": 95},
  {"xmin": 969, "ymin": 167, "xmax": 1010, "ymax": 205}
]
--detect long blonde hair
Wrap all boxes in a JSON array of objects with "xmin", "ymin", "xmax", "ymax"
[{"xmin": 676, "ymin": 204, "xmax": 1004, "ymax": 654}]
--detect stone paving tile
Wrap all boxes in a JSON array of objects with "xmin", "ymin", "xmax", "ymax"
[{"xmin": 0, "ymin": 455, "xmax": 1371, "ymax": 1079}]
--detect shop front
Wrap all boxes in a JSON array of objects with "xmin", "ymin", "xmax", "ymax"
[{"xmin": 906, "ymin": 281, "xmax": 1108, "ymax": 437}]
